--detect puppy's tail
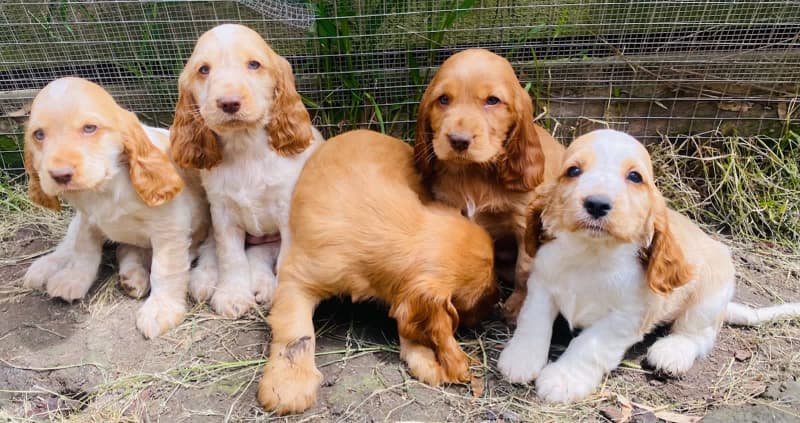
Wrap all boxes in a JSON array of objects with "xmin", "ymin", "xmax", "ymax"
[{"xmin": 725, "ymin": 302, "xmax": 800, "ymax": 326}]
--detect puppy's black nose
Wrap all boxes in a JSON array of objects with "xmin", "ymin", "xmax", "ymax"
[
  {"xmin": 49, "ymin": 167, "xmax": 74, "ymax": 185},
  {"xmin": 583, "ymin": 195, "xmax": 612, "ymax": 219},
  {"xmin": 216, "ymin": 96, "xmax": 242, "ymax": 114},
  {"xmin": 448, "ymin": 132, "xmax": 472, "ymax": 152}
]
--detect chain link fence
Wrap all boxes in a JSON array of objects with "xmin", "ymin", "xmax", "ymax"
[{"xmin": 1, "ymin": 0, "xmax": 799, "ymax": 173}]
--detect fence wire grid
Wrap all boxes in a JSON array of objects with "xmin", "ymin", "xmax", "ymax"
[{"xmin": 1, "ymin": 0, "xmax": 799, "ymax": 173}]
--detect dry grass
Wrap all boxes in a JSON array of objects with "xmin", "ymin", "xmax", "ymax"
[{"xmin": 0, "ymin": 133, "xmax": 799, "ymax": 422}]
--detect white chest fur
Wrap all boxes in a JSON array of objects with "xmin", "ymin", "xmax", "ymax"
[
  {"xmin": 532, "ymin": 232, "xmax": 650, "ymax": 329},
  {"xmin": 201, "ymin": 130, "xmax": 319, "ymax": 236}
]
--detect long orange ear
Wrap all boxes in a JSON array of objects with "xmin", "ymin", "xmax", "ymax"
[
  {"xmin": 642, "ymin": 195, "xmax": 693, "ymax": 294},
  {"xmin": 413, "ymin": 89, "xmax": 437, "ymax": 186},
  {"xmin": 497, "ymin": 86, "xmax": 546, "ymax": 192},
  {"xmin": 23, "ymin": 146, "xmax": 60, "ymax": 210},
  {"xmin": 122, "ymin": 111, "xmax": 184, "ymax": 207},
  {"xmin": 267, "ymin": 55, "xmax": 312, "ymax": 156},
  {"xmin": 523, "ymin": 180, "xmax": 555, "ymax": 257},
  {"xmin": 169, "ymin": 87, "xmax": 221, "ymax": 169}
]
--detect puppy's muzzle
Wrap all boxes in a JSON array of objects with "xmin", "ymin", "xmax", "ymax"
[
  {"xmin": 583, "ymin": 195, "xmax": 612, "ymax": 219},
  {"xmin": 49, "ymin": 167, "xmax": 75, "ymax": 185},
  {"xmin": 447, "ymin": 132, "xmax": 472, "ymax": 152}
]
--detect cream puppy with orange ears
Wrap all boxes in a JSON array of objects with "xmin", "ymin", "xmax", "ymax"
[
  {"xmin": 23, "ymin": 77, "xmax": 216, "ymax": 339},
  {"xmin": 497, "ymin": 129, "xmax": 800, "ymax": 403}
]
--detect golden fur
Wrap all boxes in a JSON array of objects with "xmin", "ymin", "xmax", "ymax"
[
  {"xmin": 413, "ymin": 48, "xmax": 564, "ymax": 321},
  {"xmin": 257, "ymin": 130, "xmax": 499, "ymax": 415}
]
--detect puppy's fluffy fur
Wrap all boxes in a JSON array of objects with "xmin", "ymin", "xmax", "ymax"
[
  {"xmin": 23, "ymin": 77, "xmax": 216, "ymax": 339},
  {"xmin": 414, "ymin": 48, "xmax": 564, "ymax": 321},
  {"xmin": 257, "ymin": 130, "xmax": 499, "ymax": 415},
  {"xmin": 498, "ymin": 129, "xmax": 800, "ymax": 402},
  {"xmin": 170, "ymin": 24, "xmax": 324, "ymax": 317}
]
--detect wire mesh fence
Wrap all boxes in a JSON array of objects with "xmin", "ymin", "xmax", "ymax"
[{"xmin": 1, "ymin": 0, "xmax": 799, "ymax": 173}]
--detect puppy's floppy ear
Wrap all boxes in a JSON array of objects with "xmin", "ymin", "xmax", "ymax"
[
  {"xmin": 497, "ymin": 85, "xmax": 546, "ymax": 192},
  {"xmin": 267, "ymin": 54, "xmax": 313, "ymax": 156},
  {"xmin": 641, "ymin": 194, "xmax": 693, "ymax": 295},
  {"xmin": 413, "ymin": 89, "xmax": 436, "ymax": 186},
  {"xmin": 169, "ymin": 84, "xmax": 221, "ymax": 169},
  {"xmin": 122, "ymin": 111, "xmax": 185, "ymax": 207},
  {"xmin": 23, "ymin": 146, "xmax": 60, "ymax": 211},
  {"xmin": 523, "ymin": 180, "xmax": 555, "ymax": 257}
]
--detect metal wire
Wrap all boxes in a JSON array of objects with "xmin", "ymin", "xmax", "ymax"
[{"xmin": 1, "ymin": 0, "xmax": 798, "ymax": 172}]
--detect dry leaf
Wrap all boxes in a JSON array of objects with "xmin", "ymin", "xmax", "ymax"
[
  {"xmin": 600, "ymin": 405, "xmax": 631, "ymax": 423},
  {"xmin": 734, "ymin": 349, "xmax": 752, "ymax": 361},
  {"xmin": 778, "ymin": 102, "xmax": 789, "ymax": 120},
  {"xmin": 718, "ymin": 101, "xmax": 753, "ymax": 112}
]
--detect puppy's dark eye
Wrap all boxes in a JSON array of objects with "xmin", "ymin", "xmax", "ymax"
[
  {"xmin": 83, "ymin": 124, "xmax": 97, "ymax": 134},
  {"xmin": 627, "ymin": 171, "xmax": 643, "ymax": 183},
  {"xmin": 566, "ymin": 166, "xmax": 582, "ymax": 178},
  {"xmin": 486, "ymin": 96, "xmax": 500, "ymax": 106},
  {"xmin": 248, "ymin": 60, "xmax": 261, "ymax": 70},
  {"xmin": 198, "ymin": 65, "xmax": 210, "ymax": 75},
  {"xmin": 33, "ymin": 129, "xmax": 45, "ymax": 141},
  {"xmin": 437, "ymin": 95, "xmax": 449, "ymax": 106}
]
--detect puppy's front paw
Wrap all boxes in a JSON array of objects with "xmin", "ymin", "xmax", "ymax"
[
  {"xmin": 646, "ymin": 335, "xmax": 698, "ymax": 376},
  {"xmin": 210, "ymin": 284, "xmax": 255, "ymax": 318},
  {"xmin": 23, "ymin": 254, "xmax": 65, "ymax": 290},
  {"xmin": 498, "ymin": 338, "xmax": 547, "ymax": 384},
  {"xmin": 119, "ymin": 266, "xmax": 150, "ymax": 299},
  {"xmin": 45, "ymin": 263, "xmax": 97, "ymax": 302},
  {"xmin": 189, "ymin": 266, "xmax": 217, "ymax": 303},
  {"xmin": 536, "ymin": 361, "xmax": 601, "ymax": 403},
  {"xmin": 258, "ymin": 359, "xmax": 323, "ymax": 415},
  {"xmin": 136, "ymin": 295, "xmax": 187, "ymax": 339}
]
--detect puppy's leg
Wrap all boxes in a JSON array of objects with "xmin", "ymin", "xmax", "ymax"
[
  {"xmin": 209, "ymin": 208, "xmax": 254, "ymax": 318},
  {"xmin": 24, "ymin": 212, "xmax": 104, "ymax": 302},
  {"xmin": 646, "ymin": 286, "xmax": 732, "ymax": 375},
  {"xmin": 257, "ymin": 281, "xmax": 322, "ymax": 415},
  {"xmin": 189, "ymin": 232, "xmax": 218, "ymax": 303},
  {"xmin": 136, "ymin": 233, "xmax": 191, "ymax": 339},
  {"xmin": 498, "ymin": 281, "xmax": 557, "ymax": 383},
  {"xmin": 247, "ymin": 243, "xmax": 279, "ymax": 306},
  {"xmin": 503, "ymin": 228, "xmax": 532, "ymax": 323},
  {"xmin": 536, "ymin": 312, "xmax": 642, "ymax": 403},
  {"xmin": 117, "ymin": 245, "xmax": 151, "ymax": 299}
]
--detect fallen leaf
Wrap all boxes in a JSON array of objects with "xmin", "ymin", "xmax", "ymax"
[
  {"xmin": 600, "ymin": 405, "xmax": 631, "ymax": 423},
  {"xmin": 734, "ymin": 349, "xmax": 752, "ymax": 361},
  {"xmin": 652, "ymin": 410, "xmax": 700, "ymax": 423},
  {"xmin": 718, "ymin": 101, "xmax": 753, "ymax": 112},
  {"xmin": 778, "ymin": 102, "xmax": 788, "ymax": 120},
  {"xmin": 470, "ymin": 373, "xmax": 485, "ymax": 398}
]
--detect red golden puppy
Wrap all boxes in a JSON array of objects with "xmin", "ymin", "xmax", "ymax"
[
  {"xmin": 414, "ymin": 48, "xmax": 565, "ymax": 321},
  {"xmin": 257, "ymin": 130, "xmax": 499, "ymax": 414}
]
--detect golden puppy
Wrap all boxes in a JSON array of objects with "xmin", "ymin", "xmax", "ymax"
[
  {"xmin": 498, "ymin": 129, "xmax": 800, "ymax": 402},
  {"xmin": 169, "ymin": 24, "xmax": 324, "ymax": 318},
  {"xmin": 257, "ymin": 130, "xmax": 499, "ymax": 415},
  {"xmin": 23, "ymin": 77, "xmax": 216, "ymax": 339},
  {"xmin": 414, "ymin": 48, "xmax": 565, "ymax": 321}
]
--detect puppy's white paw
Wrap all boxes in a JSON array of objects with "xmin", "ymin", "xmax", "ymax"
[
  {"xmin": 211, "ymin": 284, "xmax": 255, "ymax": 318},
  {"xmin": 646, "ymin": 335, "xmax": 698, "ymax": 376},
  {"xmin": 252, "ymin": 273, "xmax": 277, "ymax": 307},
  {"xmin": 45, "ymin": 263, "xmax": 97, "ymax": 302},
  {"xmin": 119, "ymin": 266, "xmax": 150, "ymax": 299},
  {"xmin": 136, "ymin": 295, "xmax": 187, "ymax": 339},
  {"xmin": 536, "ymin": 361, "xmax": 601, "ymax": 403},
  {"xmin": 23, "ymin": 254, "xmax": 65, "ymax": 290},
  {"xmin": 498, "ymin": 338, "xmax": 547, "ymax": 384},
  {"xmin": 189, "ymin": 266, "xmax": 217, "ymax": 303}
]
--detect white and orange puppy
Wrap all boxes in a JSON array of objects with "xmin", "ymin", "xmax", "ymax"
[
  {"xmin": 498, "ymin": 129, "xmax": 800, "ymax": 403},
  {"xmin": 23, "ymin": 77, "xmax": 216, "ymax": 339},
  {"xmin": 169, "ymin": 24, "xmax": 324, "ymax": 318}
]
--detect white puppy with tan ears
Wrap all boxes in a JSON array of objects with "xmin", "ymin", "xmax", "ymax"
[
  {"xmin": 497, "ymin": 129, "xmax": 800, "ymax": 403},
  {"xmin": 23, "ymin": 77, "xmax": 217, "ymax": 339}
]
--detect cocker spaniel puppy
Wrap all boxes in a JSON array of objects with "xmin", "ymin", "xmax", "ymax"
[
  {"xmin": 498, "ymin": 129, "xmax": 800, "ymax": 403},
  {"xmin": 414, "ymin": 48, "xmax": 565, "ymax": 321},
  {"xmin": 257, "ymin": 130, "xmax": 499, "ymax": 415},
  {"xmin": 170, "ymin": 24, "xmax": 324, "ymax": 318},
  {"xmin": 23, "ymin": 77, "xmax": 216, "ymax": 339}
]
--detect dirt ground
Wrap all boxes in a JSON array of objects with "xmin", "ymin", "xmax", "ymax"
[{"xmin": 1, "ymin": 217, "xmax": 799, "ymax": 422}]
